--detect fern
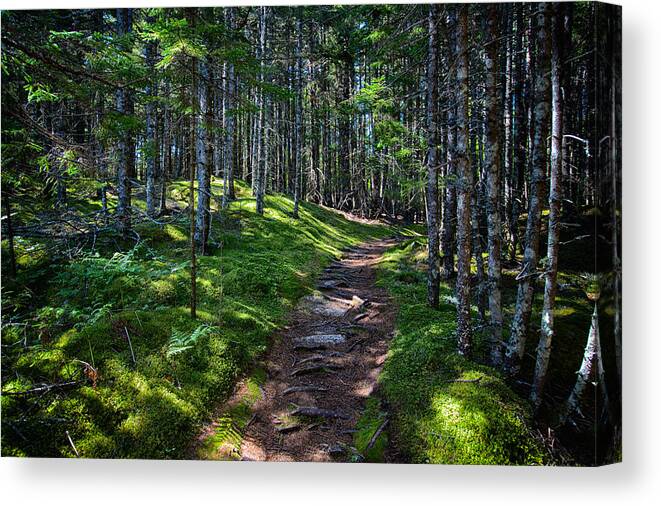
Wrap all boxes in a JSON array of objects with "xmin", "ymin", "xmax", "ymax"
[
  {"xmin": 209, "ymin": 416, "xmax": 243, "ymax": 455},
  {"xmin": 166, "ymin": 324, "xmax": 214, "ymax": 357},
  {"xmin": 207, "ymin": 402, "xmax": 254, "ymax": 457}
]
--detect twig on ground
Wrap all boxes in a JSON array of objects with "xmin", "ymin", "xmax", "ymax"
[
  {"xmin": 124, "ymin": 326, "xmax": 136, "ymax": 366},
  {"xmin": 347, "ymin": 338, "xmax": 367, "ymax": 352},
  {"xmin": 65, "ymin": 430, "xmax": 80, "ymax": 457},
  {"xmin": 366, "ymin": 418, "xmax": 389, "ymax": 452},
  {"xmin": 2, "ymin": 380, "xmax": 82, "ymax": 397}
]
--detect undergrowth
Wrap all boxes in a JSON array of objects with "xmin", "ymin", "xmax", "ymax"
[
  {"xmin": 356, "ymin": 238, "xmax": 547, "ymax": 465},
  {"xmin": 1, "ymin": 178, "xmax": 390, "ymax": 458}
]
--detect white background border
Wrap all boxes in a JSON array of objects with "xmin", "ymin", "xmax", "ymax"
[{"xmin": 1, "ymin": 1, "xmax": 659, "ymax": 504}]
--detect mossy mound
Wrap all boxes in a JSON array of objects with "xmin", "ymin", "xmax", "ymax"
[
  {"xmin": 356, "ymin": 239, "xmax": 546, "ymax": 465},
  {"xmin": 1, "ymin": 178, "xmax": 390, "ymax": 458}
]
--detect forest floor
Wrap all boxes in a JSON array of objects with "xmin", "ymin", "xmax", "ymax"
[
  {"xmin": 193, "ymin": 236, "xmax": 401, "ymax": 462},
  {"xmin": 1, "ymin": 179, "xmax": 395, "ymax": 459},
  {"xmin": 2, "ymin": 178, "xmax": 572, "ymax": 464},
  {"xmin": 191, "ymin": 231, "xmax": 549, "ymax": 465}
]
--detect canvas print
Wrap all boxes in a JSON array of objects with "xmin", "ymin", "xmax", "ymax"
[{"xmin": 1, "ymin": 2, "xmax": 621, "ymax": 465}]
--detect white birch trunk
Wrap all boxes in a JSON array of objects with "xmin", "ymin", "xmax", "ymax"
[
  {"xmin": 504, "ymin": 3, "xmax": 552, "ymax": 375},
  {"xmin": 561, "ymin": 304, "xmax": 611, "ymax": 426},
  {"xmin": 531, "ymin": 4, "xmax": 565, "ymax": 408}
]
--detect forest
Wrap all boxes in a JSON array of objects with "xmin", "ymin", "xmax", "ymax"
[{"xmin": 1, "ymin": 2, "xmax": 621, "ymax": 465}]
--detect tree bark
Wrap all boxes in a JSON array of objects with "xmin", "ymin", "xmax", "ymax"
[
  {"xmin": 144, "ymin": 17, "xmax": 158, "ymax": 217},
  {"xmin": 501, "ymin": 5, "xmax": 513, "ymax": 256},
  {"xmin": 222, "ymin": 8, "xmax": 237, "ymax": 208},
  {"xmin": 187, "ymin": 8, "xmax": 198, "ymax": 319},
  {"xmin": 194, "ymin": 55, "xmax": 211, "ymax": 254},
  {"xmin": 293, "ymin": 13, "xmax": 303, "ymax": 219},
  {"xmin": 440, "ymin": 30, "xmax": 456, "ymax": 280},
  {"xmin": 610, "ymin": 6, "xmax": 622, "ymax": 387},
  {"xmin": 255, "ymin": 6, "xmax": 268, "ymax": 215},
  {"xmin": 509, "ymin": 5, "xmax": 530, "ymax": 261},
  {"xmin": 452, "ymin": 6, "xmax": 473, "ymax": 357},
  {"xmin": 484, "ymin": 4, "xmax": 503, "ymax": 365},
  {"xmin": 115, "ymin": 8, "xmax": 132, "ymax": 237},
  {"xmin": 531, "ymin": 4, "xmax": 566, "ymax": 408},
  {"xmin": 159, "ymin": 86, "xmax": 170, "ymax": 215},
  {"xmin": 425, "ymin": 4, "xmax": 441, "ymax": 308},
  {"xmin": 561, "ymin": 304, "xmax": 611, "ymax": 427},
  {"xmin": 504, "ymin": 3, "xmax": 552, "ymax": 375},
  {"xmin": 3, "ymin": 190, "xmax": 17, "ymax": 277},
  {"xmin": 339, "ymin": 52, "xmax": 353, "ymax": 209}
]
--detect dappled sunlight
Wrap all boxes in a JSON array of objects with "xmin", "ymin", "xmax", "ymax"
[
  {"xmin": 0, "ymin": 183, "xmax": 390, "ymax": 457},
  {"xmin": 0, "ymin": 1, "xmax": 622, "ymax": 467},
  {"xmin": 367, "ymin": 239, "xmax": 545, "ymax": 465}
]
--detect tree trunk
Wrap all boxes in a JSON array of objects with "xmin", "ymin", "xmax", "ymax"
[
  {"xmin": 145, "ymin": 19, "xmax": 158, "ymax": 217},
  {"xmin": 441, "ymin": 103, "xmax": 456, "ymax": 278},
  {"xmin": 115, "ymin": 8, "xmax": 132, "ymax": 237},
  {"xmin": 293, "ymin": 13, "xmax": 303, "ymax": 219},
  {"xmin": 159, "ymin": 90, "xmax": 170, "ymax": 215},
  {"xmin": 3, "ymin": 191, "xmax": 17, "ymax": 277},
  {"xmin": 561, "ymin": 304, "xmax": 611, "ymax": 427},
  {"xmin": 339, "ymin": 54, "xmax": 353, "ymax": 209},
  {"xmin": 509, "ymin": 5, "xmax": 530, "ymax": 261},
  {"xmin": 425, "ymin": 4, "xmax": 441, "ymax": 308},
  {"xmin": 255, "ymin": 6, "xmax": 268, "ymax": 215},
  {"xmin": 610, "ymin": 7, "xmax": 622, "ymax": 387},
  {"xmin": 501, "ymin": 6, "xmax": 513, "ymax": 257},
  {"xmin": 531, "ymin": 4, "xmax": 566, "ymax": 408},
  {"xmin": 252, "ymin": 87, "xmax": 259, "ymax": 192},
  {"xmin": 194, "ymin": 56, "xmax": 211, "ymax": 254},
  {"xmin": 504, "ymin": 3, "xmax": 552, "ymax": 375},
  {"xmin": 187, "ymin": 8, "xmax": 198, "ymax": 319},
  {"xmin": 484, "ymin": 4, "xmax": 503, "ymax": 365},
  {"xmin": 222, "ymin": 8, "xmax": 237, "ymax": 208},
  {"xmin": 453, "ymin": 6, "xmax": 473, "ymax": 357}
]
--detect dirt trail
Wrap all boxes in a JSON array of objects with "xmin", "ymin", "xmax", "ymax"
[{"xmin": 231, "ymin": 237, "xmax": 399, "ymax": 462}]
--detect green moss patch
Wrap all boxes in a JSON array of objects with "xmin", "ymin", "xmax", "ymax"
[
  {"xmin": 1, "ymin": 178, "xmax": 390, "ymax": 458},
  {"xmin": 359, "ymin": 239, "xmax": 546, "ymax": 465},
  {"xmin": 352, "ymin": 397, "xmax": 389, "ymax": 462}
]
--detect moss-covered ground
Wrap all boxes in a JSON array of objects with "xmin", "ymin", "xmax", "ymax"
[
  {"xmin": 1, "ymin": 178, "xmax": 390, "ymax": 458},
  {"xmin": 2, "ymin": 181, "xmax": 610, "ymax": 463},
  {"xmin": 354, "ymin": 209, "xmax": 615, "ymax": 465},
  {"xmin": 354, "ymin": 238, "xmax": 546, "ymax": 465}
]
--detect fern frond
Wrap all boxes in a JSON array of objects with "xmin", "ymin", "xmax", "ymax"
[
  {"xmin": 210, "ymin": 416, "xmax": 243, "ymax": 453},
  {"xmin": 166, "ymin": 324, "xmax": 215, "ymax": 357}
]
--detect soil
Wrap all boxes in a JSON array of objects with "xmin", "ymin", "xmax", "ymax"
[{"xmin": 198, "ymin": 236, "xmax": 400, "ymax": 462}]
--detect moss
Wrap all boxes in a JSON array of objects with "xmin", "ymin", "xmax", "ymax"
[
  {"xmin": 196, "ymin": 368, "xmax": 267, "ymax": 460},
  {"xmin": 353, "ymin": 397, "xmax": 389, "ymax": 462},
  {"xmin": 365, "ymin": 239, "xmax": 546, "ymax": 465},
  {"xmin": 77, "ymin": 431, "xmax": 117, "ymax": 458},
  {"xmin": 2, "ymin": 179, "xmax": 390, "ymax": 458},
  {"xmin": 146, "ymin": 277, "xmax": 188, "ymax": 305},
  {"xmin": 15, "ymin": 347, "xmax": 68, "ymax": 378}
]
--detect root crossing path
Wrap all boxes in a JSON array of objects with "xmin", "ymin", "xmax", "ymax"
[{"xmin": 228, "ymin": 237, "xmax": 399, "ymax": 462}]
